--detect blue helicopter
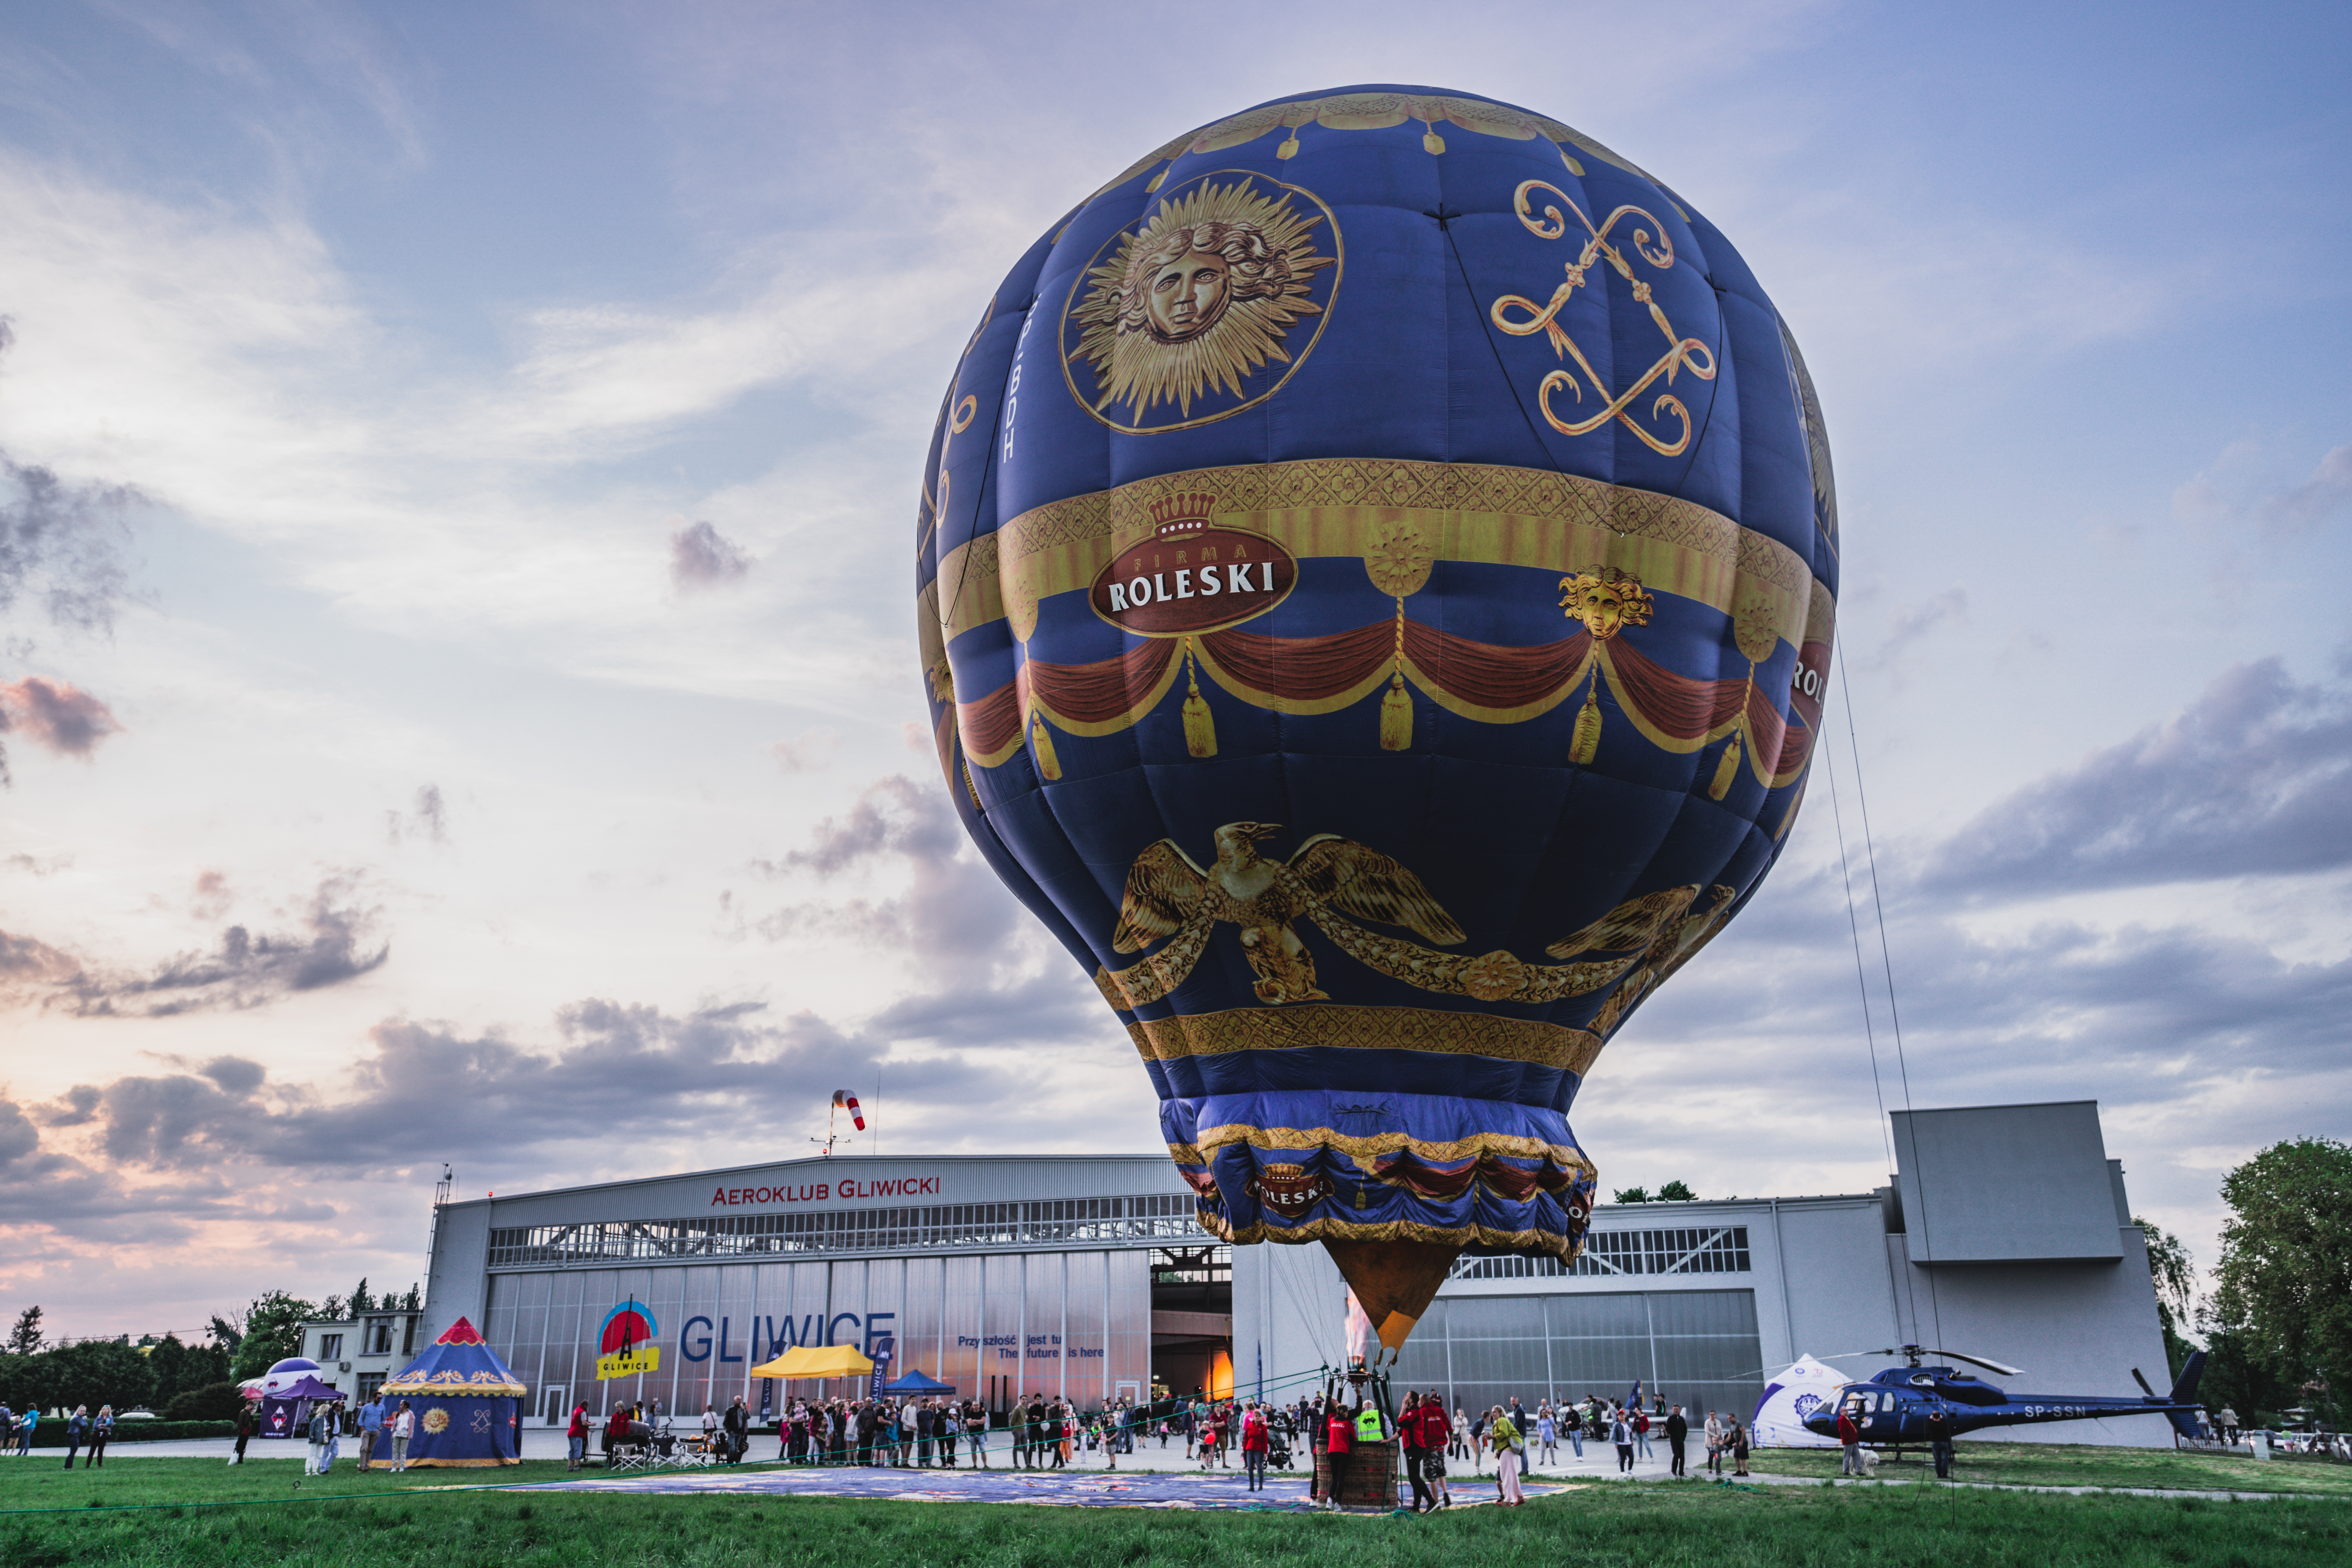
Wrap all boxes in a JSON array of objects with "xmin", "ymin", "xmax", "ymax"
[{"xmin": 1799, "ymin": 1345, "xmax": 2209, "ymax": 1445}]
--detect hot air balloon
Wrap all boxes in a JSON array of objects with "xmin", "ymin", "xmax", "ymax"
[{"xmin": 915, "ymin": 85, "xmax": 1838, "ymax": 1355}]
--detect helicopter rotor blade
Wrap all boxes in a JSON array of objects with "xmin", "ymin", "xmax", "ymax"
[
  {"xmin": 2130, "ymin": 1368, "xmax": 2158, "ymax": 1399},
  {"xmin": 1927, "ymin": 1348, "xmax": 2025, "ymax": 1378}
]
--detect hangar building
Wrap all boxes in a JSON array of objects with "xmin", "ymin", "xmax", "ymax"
[{"xmin": 420, "ymin": 1101, "xmax": 2177, "ymax": 1444}]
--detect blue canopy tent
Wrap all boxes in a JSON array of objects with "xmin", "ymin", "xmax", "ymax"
[
  {"xmin": 882, "ymin": 1368, "xmax": 956, "ymax": 1396},
  {"xmin": 377, "ymin": 1317, "xmax": 527, "ymax": 1467}
]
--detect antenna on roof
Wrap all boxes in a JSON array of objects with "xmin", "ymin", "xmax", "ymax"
[{"xmin": 425, "ymin": 1162, "xmax": 454, "ymax": 1270}]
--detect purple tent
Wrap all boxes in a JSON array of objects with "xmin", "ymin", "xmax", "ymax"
[{"xmin": 258, "ymin": 1376, "xmax": 347, "ymax": 1440}]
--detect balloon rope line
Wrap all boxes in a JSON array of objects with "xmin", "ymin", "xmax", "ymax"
[
  {"xmin": 1834, "ymin": 657, "xmax": 1944, "ymax": 1358},
  {"xmin": 1822, "ymin": 709, "xmax": 1916, "ymax": 1341}
]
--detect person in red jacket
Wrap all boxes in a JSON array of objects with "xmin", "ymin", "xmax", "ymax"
[
  {"xmin": 1416, "ymin": 1393, "xmax": 1454, "ymax": 1508},
  {"xmin": 1836, "ymin": 1401, "xmax": 1862, "ymax": 1476},
  {"xmin": 1321, "ymin": 1401, "xmax": 1355, "ymax": 1512},
  {"xmin": 1240, "ymin": 1399, "xmax": 1270, "ymax": 1491},
  {"xmin": 606, "ymin": 1404, "xmax": 632, "ymax": 1469}
]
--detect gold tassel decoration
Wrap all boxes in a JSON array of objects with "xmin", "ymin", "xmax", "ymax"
[
  {"xmin": 1029, "ymin": 710, "xmax": 1062, "ymax": 781},
  {"xmin": 1378, "ymin": 595, "xmax": 1412, "ymax": 751},
  {"xmin": 1276, "ymin": 133, "xmax": 1300, "ymax": 160},
  {"xmin": 1709, "ymin": 731, "xmax": 1742, "ymax": 801},
  {"xmin": 1379, "ymin": 672, "xmax": 1413, "ymax": 751},
  {"xmin": 1180, "ymin": 645, "xmax": 1217, "ymax": 758},
  {"xmin": 1422, "ymin": 130, "xmax": 1446, "ymax": 156},
  {"xmin": 1571, "ymin": 682, "xmax": 1604, "ymax": 765}
]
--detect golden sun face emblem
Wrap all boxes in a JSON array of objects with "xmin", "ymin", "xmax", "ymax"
[
  {"xmin": 1062, "ymin": 173, "xmax": 1339, "ymax": 432},
  {"xmin": 422, "ymin": 1407, "xmax": 451, "ymax": 1434}
]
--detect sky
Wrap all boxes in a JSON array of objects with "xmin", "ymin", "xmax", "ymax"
[{"xmin": 0, "ymin": 0, "xmax": 2346, "ymax": 1343}]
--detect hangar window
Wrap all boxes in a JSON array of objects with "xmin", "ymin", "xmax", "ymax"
[
  {"xmin": 1448, "ymin": 1226, "xmax": 1751, "ymax": 1280},
  {"xmin": 483, "ymin": 1192, "xmax": 1204, "ymax": 1269}
]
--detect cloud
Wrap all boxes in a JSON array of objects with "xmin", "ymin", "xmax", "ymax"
[
  {"xmin": 2, "ymin": 852, "xmax": 71, "ymax": 876},
  {"xmin": 2, "ymin": 872, "xmax": 392, "ymax": 1017},
  {"xmin": 1874, "ymin": 585, "xmax": 1967, "ymax": 673},
  {"xmin": 385, "ymin": 783, "xmax": 447, "ymax": 846},
  {"xmin": 668, "ymin": 517, "xmax": 753, "ymax": 588},
  {"xmin": 0, "ymin": 928, "xmax": 82, "ymax": 985},
  {"xmin": 0, "ymin": 435, "xmax": 140, "ymax": 637},
  {"xmin": 757, "ymin": 773, "xmax": 957, "ymax": 879},
  {"xmin": 1915, "ymin": 659, "xmax": 2352, "ymax": 900},
  {"xmin": 2177, "ymin": 441, "xmax": 2352, "ymax": 539},
  {"xmin": 771, "ymin": 727, "xmax": 838, "ymax": 774},
  {"xmin": 190, "ymin": 869, "xmax": 231, "ymax": 921},
  {"xmin": 31, "ymin": 994, "xmax": 1020, "ymax": 1178},
  {"xmin": 2256, "ymin": 442, "xmax": 2352, "ymax": 534},
  {"xmin": 0, "ymin": 674, "xmax": 122, "ymax": 760}
]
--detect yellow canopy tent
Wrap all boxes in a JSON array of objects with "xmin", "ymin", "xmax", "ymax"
[{"xmin": 746, "ymin": 1344, "xmax": 874, "ymax": 1380}]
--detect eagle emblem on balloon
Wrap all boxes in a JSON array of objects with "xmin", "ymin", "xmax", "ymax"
[{"xmin": 917, "ymin": 85, "xmax": 1840, "ymax": 1356}]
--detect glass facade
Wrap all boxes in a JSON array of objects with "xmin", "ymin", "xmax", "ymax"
[
  {"xmin": 483, "ymin": 1250, "xmax": 1156, "ymax": 1423},
  {"xmin": 1393, "ymin": 1289, "xmax": 1761, "ymax": 1422},
  {"xmin": 1451, "ymin": 1226, "xmax": 1753, "ymax": 1280},
  {"xmin": 485, "ymin": 1194, "xmax": 1198, "ymax": 1269}
]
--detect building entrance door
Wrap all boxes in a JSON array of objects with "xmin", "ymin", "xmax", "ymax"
[{"xmin": 542, "ymin": 1384, "xmax": 569, "ymax": 1426}]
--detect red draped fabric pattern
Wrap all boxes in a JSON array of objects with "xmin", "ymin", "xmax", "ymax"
[
  {"xmin": 955, "ymin": 682, "xmax": 1026, "ymax": 758},
  {"xmin": 954, "ymin": 614, "xmax": 1806, "ymax": 777},
  {"xmin": 1197, "ymin": 621, "xmax": 1396, "ymax": 701},
  {"xmin": 1602, "ymin": 639, "xmax": 1750, "ymax": 741},
  {"xmin": 1019, "ymin": 638, "xmax": 1179, "ymax": 725},
  {"xmin": 1402, "ymin": 622, "xmax": 1592, "ymax": 712}
]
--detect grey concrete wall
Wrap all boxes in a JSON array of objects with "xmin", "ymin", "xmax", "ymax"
[
  {"xmin": 422, "ymin": 1200, "xmax": 493, "ymax": 1345},
  {"xmin": 1893, "ymin": 1102, "xmax": 2123, "ymax": 1263}
]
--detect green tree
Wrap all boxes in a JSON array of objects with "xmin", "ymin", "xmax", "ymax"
[
  {"xmin": 2213, "ymin": 1137, "xmax": 2352, "ymax": 1419},
  {"xmin": 147, "ymin": 1332, "xmax": 190, "ymax": 1409},
  {"xmin": 2198, "ymin": 1321, "xmax": 2296, "ymax": 1429},
  {"xmin": 348, "ymin": 1279, "xmax": 375, "ymax": 1314},
  {"xmin": 47, "ymin": 1338, "xmax": 154, "ymax": 1415},
  {"xmin": 230, "ymin": 1291, "xmax": 318, "ymax": 1381},
  {"xmin": 162, "ymin": 1381, "xmax": 247, "ymax": 1421},
  {"xmin": 7, "ymin": 1305, "xmax": 44, "ymax": 1356},
  {"xmin": 2135, "ymin": 1216, "xmax": 2199, "ymax": 1377},
  {"xmin": 1612, "ymin": 1186, "xmax": 1651, "ymax": 1204},
  {"xmin": 206, "ymin": 1314, "xmax": 244, "ymax": 1357},
  {"xmin": 397, "ymin": 1284, "xmax": 421, "ymax": 1312},
  {"xmin": 1657, "ymin": 1180, "xmax": 1697, "ymax": 1202}
]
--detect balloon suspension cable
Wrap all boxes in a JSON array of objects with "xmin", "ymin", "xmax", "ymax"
[{"xmin": 1826, "ymin": 660, "xmax": 1942, "ymax": 1355}]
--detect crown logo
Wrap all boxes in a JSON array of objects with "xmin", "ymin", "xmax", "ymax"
[{"xmin": 1149, "ymin": 491, "xmax": 1219, "ymax": 537}]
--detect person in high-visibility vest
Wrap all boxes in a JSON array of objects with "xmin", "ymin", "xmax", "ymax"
[{"xmin": 1356, "ymin": 1403, "xmax": 1386, "ymax": 1444}]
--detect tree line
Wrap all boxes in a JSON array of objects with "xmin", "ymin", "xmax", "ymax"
[
  {"xmin": 0, "ymin": 1278, "xmax": 417, "ymax": 1419},
  {"xmin": 2140, "ymin": 1136, "xmax": 2351, "ymax": 1430}
]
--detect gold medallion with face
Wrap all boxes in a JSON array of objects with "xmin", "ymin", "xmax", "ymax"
[{"xmin": 1061, "ymin": 171, "xmax": 1341, "ymax": 433}]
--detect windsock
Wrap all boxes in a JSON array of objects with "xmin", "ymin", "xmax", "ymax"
[{"xmin": 831, "ymin": 1090, "xmax": 866, "ymax": 1131}]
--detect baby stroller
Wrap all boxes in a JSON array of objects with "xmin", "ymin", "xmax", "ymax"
[{"xmin": 1267, "ymin": 1433, "xmax": 1293, "ymax": 1470}]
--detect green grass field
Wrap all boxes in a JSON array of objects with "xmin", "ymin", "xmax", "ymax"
[
  {"xmin": 1744, "ymin": 1441, "xmax": 2352, "ymax": 1499},
  {"xmin": 0, "ymin": 1458, "xmax": 2347, "ymax": 1566}
]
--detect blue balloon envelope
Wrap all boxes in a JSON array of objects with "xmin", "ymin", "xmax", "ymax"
[{"xmin": 915, "ymin": 85, "xmax": 1838, "ymax": 1345}]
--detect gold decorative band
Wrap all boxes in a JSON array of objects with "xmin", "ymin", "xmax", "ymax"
[
  {"xmin": 1080, "ymin": 90, "xmax": 1676, "ymax": 221},
  {"xmin": 933, "ymin": 457, "xmax": 1825, "ymax": 650},
  {"xmin": 1125, "ymin": 1003, "xmax": 1604, "ymax": 1078},
  {"xmin": 1176, "ymin": 1123, "xmax": 1595, "ymax": 1175},
  {"xmin": 1200, "ymin": 1212, "xmax": 1585, "ymax": 1258}
]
